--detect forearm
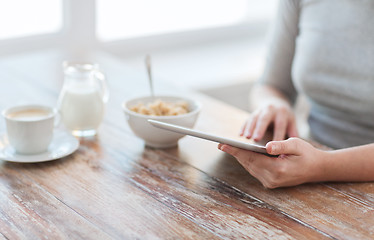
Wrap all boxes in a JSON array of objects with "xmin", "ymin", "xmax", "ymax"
[
  {"xmin": 249, "ymin": 84, "xmax": 292, "ymax": 111},
  {"xmin": 313, "ymin": 144, "xmax": 374, "ymax": 182}
]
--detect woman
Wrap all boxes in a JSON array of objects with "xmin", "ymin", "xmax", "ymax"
[{"xmin": 218, "ymin": 0, "xmax": 374, "ymax": 188}]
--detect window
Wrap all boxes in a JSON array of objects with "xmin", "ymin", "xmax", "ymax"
[
  {"xmin": 96, "ymin": 0, "xmax": 277, "ymax": 41},
  {"xmin": 0, "ymin": 0, "xmax": 277, "ymax": 54},
  {"xmin": 0, "ymin": 0, "xmax": 62, "ymax": 40}
]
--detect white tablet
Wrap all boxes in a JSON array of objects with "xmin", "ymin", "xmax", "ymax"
[{"xmin": 148, "ymin": 119, "xmax": 271, "ymax": 155}]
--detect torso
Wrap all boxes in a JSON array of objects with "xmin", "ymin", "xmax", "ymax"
[{"xmin": 292, "ymin": 0, "xmax": 374, "ymax": 148}]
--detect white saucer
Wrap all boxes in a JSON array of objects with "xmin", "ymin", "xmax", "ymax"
[{"xmin": 0, "ymin": 130, "xmax": 80, "ymax": 163}]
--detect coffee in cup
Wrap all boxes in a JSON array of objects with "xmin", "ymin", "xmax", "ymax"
[{"xmin": 2, "ymin": 105, "xmax": 57, "ymax": 154}]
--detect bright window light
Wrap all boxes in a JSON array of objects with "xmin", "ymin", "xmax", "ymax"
[
  {"xmin": 0, "ymin": 0, "xmax": 62, "ymax": 40},
  {"xmin": 97, "ymin": 0, "xmax": 276, "ymax": 41}
]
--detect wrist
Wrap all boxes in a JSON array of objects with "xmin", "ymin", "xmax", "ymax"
[{"xmin": 307, "ymin": 149, "xmax": 334, "ymax": 183}]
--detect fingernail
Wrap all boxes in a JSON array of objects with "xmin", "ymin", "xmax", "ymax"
[{"xmin": 219, "ymin": 144, "xmax": 225, "ymax": 151}]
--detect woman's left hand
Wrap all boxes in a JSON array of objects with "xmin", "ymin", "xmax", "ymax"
[{"xmin": 218, "ymin": 138, "xmax": 325, "ymax": 188}]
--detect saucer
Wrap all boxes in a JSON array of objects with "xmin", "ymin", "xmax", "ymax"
[{"xmin": 0, "ymin": 130, "xmax": 79, "ymax": 163}]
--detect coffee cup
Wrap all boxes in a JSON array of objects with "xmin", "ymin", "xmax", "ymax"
[{"xmin": 2, "ymin": 105, "xmax": 57, "ymax": 154}]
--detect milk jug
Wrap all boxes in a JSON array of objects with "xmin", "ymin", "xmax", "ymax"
[{"xmin": 58, "ymin": 61, "xmax": 109, "ymax": 137}]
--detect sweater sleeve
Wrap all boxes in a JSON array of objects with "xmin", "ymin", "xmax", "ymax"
[{"xmin": 258, "ymin": 0, "xmax": 300, "ymax": 103}]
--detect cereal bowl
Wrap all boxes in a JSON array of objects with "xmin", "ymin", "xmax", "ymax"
[{"xmin": 122, "ymin": 95, "xmax": 201, "ymax": 148}]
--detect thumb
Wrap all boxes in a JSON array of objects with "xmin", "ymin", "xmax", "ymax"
[{"xmin": 266, "ymin": 138, "xmax": 302, "ymax": 155}]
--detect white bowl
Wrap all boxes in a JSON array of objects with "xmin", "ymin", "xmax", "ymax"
[{"xmin": 122, "ymin": 95, "xmax": 201, "ymax": 148}]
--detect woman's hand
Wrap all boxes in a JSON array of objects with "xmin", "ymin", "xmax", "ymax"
[
  {"xmin": 218, "ymin": 138, "xmax": 326, "ymax": 188},
  {"xmin": 240, "ymin": 101, "xmax": 298, "ymax": 141},
  {"xmin": 240, "ymin": 100, "xmax": 299, "ymax": 141}
]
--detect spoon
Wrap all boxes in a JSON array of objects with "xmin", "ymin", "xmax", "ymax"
[{"xmin": 145, "ymin": 54, "xmax": 154, "ymax": 98}]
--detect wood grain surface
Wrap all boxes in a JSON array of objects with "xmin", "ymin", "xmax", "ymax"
[{"xmin": 0, "ymin": 50, "xmax": 373, "ymax": 239}]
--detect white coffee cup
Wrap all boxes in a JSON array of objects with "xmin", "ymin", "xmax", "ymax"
[{"xmin": 2, "ymin": 105, "xmax": 57, "ymax": 154}]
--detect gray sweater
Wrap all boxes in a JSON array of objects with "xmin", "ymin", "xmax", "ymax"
[{"xmin": 260, "ymin": 0, "xmax": 374, "ymax": 149}]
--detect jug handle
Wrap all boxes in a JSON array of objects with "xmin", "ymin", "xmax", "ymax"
[{"xmin": 95, "ymin": 70, "xmax": 109, "ymax": 103}]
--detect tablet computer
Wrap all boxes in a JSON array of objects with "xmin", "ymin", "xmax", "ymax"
[{"xmin": 148, "ymin": 119, "xmax": 271, "ymax": 155}]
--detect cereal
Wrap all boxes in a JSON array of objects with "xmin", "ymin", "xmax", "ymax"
[{"xmin": 130, "ymin": 99, "xmax": 189, "ymax": 116}]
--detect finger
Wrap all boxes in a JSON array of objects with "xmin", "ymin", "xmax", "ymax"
[
  {"xmin": 287, "ymin": 117, "xmax": 299, "ymax": 138},
  {"xmin": 266, "ymin": 138, "xmax": 302, "ymax": 155},
  {"xmin": 219, "ymin": 144, "xmax": 262, "ymax": 162},
  {"xmin": 273, "ymin": 112, "xmax": 287, "ymax": 141},
  {"xmin": 220, "ymin": 144, "xmax": 278, "ymax": 187},
  {"xmin": 219, "ymin": 144, "xmax": 251, "ymax": 160},
  {"xmin": 219, "ymin": 144, "xmax": 280, "ymax": 187},
  {"xmin": 239, "ymin": 120, "xmax": 247, "ymax": 136},
  {"xmin": 244, "ymin": 115, "xmax": 258, "ymax": 139},
  {"xmin": 219, "ymin": 144, "xmax": 270, "ymax": 173},
  {"xmin": 253, "ymin": 110, "xmax": 274, "ymax": 141}
]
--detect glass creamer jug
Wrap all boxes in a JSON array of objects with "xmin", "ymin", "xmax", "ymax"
[{"xmin": 58, "ymin": 61, "xmax": 109, "ymax": 137}]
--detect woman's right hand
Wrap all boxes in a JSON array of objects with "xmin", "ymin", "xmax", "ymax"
[{"xmin": 240, "ymin": 100, "xmax": 298, "ymax": 141}]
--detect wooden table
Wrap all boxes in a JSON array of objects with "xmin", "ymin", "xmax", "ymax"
[{"xmin": 0, "ymin": 50, "xmax": 373, "ymax": 239}]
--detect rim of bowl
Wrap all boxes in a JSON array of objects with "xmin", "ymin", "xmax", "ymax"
[{"xmin": 122, "ymin": 95, "xmax": 202, "ymax": 119}]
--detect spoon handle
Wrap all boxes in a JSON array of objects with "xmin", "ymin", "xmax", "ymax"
[{"xmin": 145, "ymin": 55, "xmax": 154, "ymax": 98}]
